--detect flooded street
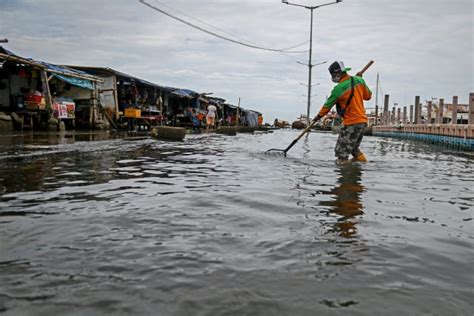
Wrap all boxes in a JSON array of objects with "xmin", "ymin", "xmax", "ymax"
[{"xmin": 0, "ymin": 130, "xmax": 473, "ymax": 315}]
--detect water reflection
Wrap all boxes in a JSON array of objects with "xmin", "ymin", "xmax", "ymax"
[{"xmin": 320, "ymin": 164, "xmax": 364, "ymax": 238}]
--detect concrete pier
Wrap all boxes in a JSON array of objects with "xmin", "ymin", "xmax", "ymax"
[{"xmin": 372, "ymin": 92, "xmax": 474, "ymax": 151}]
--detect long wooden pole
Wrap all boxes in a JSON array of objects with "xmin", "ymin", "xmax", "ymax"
[{"xmin": 40, "ymin": 70, "xmax": 53, "ymax": 111}]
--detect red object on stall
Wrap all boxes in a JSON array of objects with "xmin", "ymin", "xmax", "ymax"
[{"xmin": 26, "ymin": 92, "xmax": 42, "ymax": 104}]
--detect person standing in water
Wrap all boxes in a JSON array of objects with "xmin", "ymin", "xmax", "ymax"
[
  {"xmin": 206, "ymin": 104, "xmax": 218, "ymax": 131},
  {"xmin": 313, "ymin": 61, "xmax": 372, "ymax": 164}
]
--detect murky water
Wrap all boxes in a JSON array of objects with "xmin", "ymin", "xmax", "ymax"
[{"xmin": 0, "ymin": 130, "xmax": 473, "ymax": 315}]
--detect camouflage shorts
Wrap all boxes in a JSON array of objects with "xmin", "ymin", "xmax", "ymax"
[{"xmin": 335, "ymin": 123, "xmax": 367, "ymax": 159}]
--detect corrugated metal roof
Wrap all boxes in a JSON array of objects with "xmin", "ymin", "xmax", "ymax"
[
  {"xmin": 65, "ymin": 66, "xmax": 177, "ymax": 93},
  {"xmin": 0, "ymin": 46, "xmax": 101, "ymax": 82}
]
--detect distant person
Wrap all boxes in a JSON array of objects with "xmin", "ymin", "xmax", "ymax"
[
  {"xmin": 258, "ymin": 114, "xmax": 263, "ymax": 126},
  {"xmin": 206, "ymin": 104, "xmax": 217, "ymax": 130},
  {"xmin": 313, "ymin": 61, "xmax": 372, "ymax": 164}
]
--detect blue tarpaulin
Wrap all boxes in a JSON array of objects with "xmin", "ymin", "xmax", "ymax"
[
  {"xmin": 41, "ymin": 62, "xmax": 95, "ymax": 90},
  {"xmin": 52, "ymin": 73, "xmax": 94, "ymax": 90}
]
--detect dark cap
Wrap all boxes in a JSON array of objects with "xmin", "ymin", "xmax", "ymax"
[{"xmin": 328, "ymin": 61, "xmax": 351, "ymax": 75}]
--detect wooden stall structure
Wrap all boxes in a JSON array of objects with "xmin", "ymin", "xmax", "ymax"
[
  {"xmin": 0, "ymin": 46, "xmax": 103, "ymax": 131},
  {"xmin": 67, "ymin": 66, "xmax": 176, "ymax": 131}
]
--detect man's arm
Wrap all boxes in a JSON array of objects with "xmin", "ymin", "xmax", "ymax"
[
  {"xmin": 362, "ymin": 79, "xmax": 372, "ymax": 101},
  {"xmin": 313, "ymin": 88, "xmax": 338, "ymax": 122}
]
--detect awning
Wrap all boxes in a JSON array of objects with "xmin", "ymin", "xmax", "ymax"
[
  {"xmin": 0, "ymin": 47, "xmax": 102, "ymax": 85},
  {"xmin": 171, "ymin": 89, "xmax": 199, "ymax": 99},
  {"xmin": 52, "ymin": 73, "xmax": 94, "ymax": 90}
]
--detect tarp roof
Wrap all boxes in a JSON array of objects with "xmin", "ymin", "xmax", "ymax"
[
  {"xmin": 171, "ymin": 88, "xmax": 199, "ymax": 98},
  {"xmin": 0, "ymin": 46, "xmax": 101, "ymax": 89},
  {"xmin": 65, "ymin": 66, "xmax": 177, "ymax": 93},
  {"xmin": 208, "ymin": 96, "xmax": 226, "ymax": 105},
  {"xmin": 0, "ymin": 46, "xmax": 17, "ymax": 56}
]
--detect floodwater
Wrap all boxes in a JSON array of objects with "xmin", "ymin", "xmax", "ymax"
[{"xmin": 0, "ymin": 130, "xmax": 473, "ymax": 315}]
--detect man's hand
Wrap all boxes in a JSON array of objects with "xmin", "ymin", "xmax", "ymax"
[{"xmin": 312, "ymin": 114, "xmax": 322, "ymax": 123}]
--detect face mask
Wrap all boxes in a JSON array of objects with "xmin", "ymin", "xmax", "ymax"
[{"xmin": 331, "ymin": 74, "xmax": 341, "ymax": 83}]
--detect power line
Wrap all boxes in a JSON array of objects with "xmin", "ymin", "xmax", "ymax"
[
  {"xmin": 151, "ymin": 0, "xmax": 309, "ymax": 51},
  {"xmin": 139, "ymin": 0, "xmax": 308, "ymax": 54},
  {"xmin": 147, "ymin": 0, "xmax": 309, "ymax": 65}
]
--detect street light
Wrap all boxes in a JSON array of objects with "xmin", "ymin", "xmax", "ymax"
[
  {"xmin": 300, "ymin": 82, "xmax": 320, "ymax": 87},
  {"xmin": 282, "ymin": 0, "xmax": 342, "ymax": 125}
]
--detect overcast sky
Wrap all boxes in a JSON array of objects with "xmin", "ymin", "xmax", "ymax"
[{"xmin": 1, "ymin": 0, "xmax": 472, "ymax": 122}]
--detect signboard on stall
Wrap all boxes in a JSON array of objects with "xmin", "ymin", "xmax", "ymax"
[{"xmin": 53, "ymin": 101, "xmax": 75, "ymax": 119}]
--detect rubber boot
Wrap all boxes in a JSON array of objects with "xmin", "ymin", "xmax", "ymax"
[{"xmin": 352, "ymin": 151, "xmax": 368, "ymax": 162}]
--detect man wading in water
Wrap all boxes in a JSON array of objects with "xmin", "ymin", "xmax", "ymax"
[{"xmin": 313, "ymin": 61, "xmax": 372, "ymax": 164}]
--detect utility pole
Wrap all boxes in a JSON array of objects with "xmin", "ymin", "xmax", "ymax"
[{"xmin": 282, "ymin": 0, "xmax": 342, "ymax": 125}]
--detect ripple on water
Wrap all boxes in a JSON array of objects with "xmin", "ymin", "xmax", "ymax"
[{"xmin": 0, "ymin": 131, "xmax": 472, "ymax": 315}]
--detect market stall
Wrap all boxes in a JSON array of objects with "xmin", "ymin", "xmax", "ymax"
[{"xmin": 0, "ymin": 46, "xmax": 102, "ymax": 131}]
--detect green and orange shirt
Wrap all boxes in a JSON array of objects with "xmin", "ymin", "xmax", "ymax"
[{"xmin": 318, "ymin": 74, "xmax": 372, "ymax": 126}]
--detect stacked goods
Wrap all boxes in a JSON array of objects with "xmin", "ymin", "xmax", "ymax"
[{"xmin": 25, "ymin": 91, "xmax": 46, "ymax": 110}]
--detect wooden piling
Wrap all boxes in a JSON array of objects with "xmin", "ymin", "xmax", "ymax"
[
  {"xmin": 383, "ymin": 95, "xmax": 390, "ymax": 125},
  {"xmin": 427, "ymin": 101, "xmax": 432, "ymax": 123},
  {"xmin": 410, "ymin": 105, "xmax": 414, "ymax": 124},
  {"xmin": 397, "ymin": 108, "xmax": 401, "ymax": 123},
  {"xmin": 375, "ymin": 105, "xmax": 379, "ymax": 124},
  {"xmin": 415, "ymin": 96, "xmax": 421, "ymax": 124},
  {"xmin": 403, "ymin": 106, "xmax": 407, "ymax": 124},
  {"xmin": 469, "ymin": 93, "xmax": 474, "ymax": 125},
  {"xmin": 451, "ymin": 96, "xmax": 458, "ymax": 124},
  {"xmin": 437, "ymin": 98, "xmax": 444, "ymax": 124}
]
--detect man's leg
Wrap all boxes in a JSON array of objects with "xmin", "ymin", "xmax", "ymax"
[
  {"xmin": 351, "ymin": 123, "xmax": 368, "ymax": 162},
  {"xmin": 335, "ymin": 125, "xmax": 353, "ymax": 164}
]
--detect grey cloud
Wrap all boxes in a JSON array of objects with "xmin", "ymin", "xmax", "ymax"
[{"xmin": 1, "ymin": 0, "xmax": 472, "ymax": 121}]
